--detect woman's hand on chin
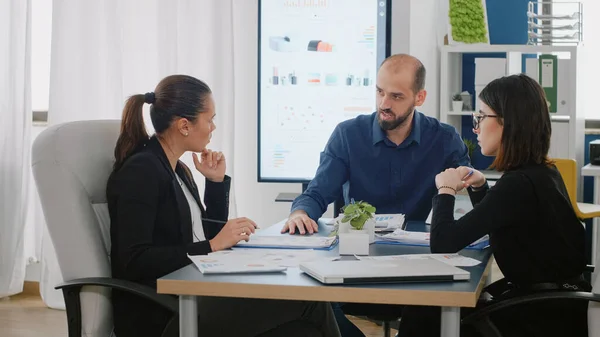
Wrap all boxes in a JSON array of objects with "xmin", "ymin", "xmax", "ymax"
[{"xmin": 193, "ymin": 149, "xmax": 225, "ymax": 182}]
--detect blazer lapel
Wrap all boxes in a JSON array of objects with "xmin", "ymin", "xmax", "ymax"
[
  {"xmin": 175, "ymin": 163, "xmax": 206, "ymax": 215},
  {"xmin": 146, "ymin": 136, "xmax": 194, "ymax": 242}
]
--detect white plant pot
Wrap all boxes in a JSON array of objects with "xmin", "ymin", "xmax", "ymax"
[
  {"xmin": 337, "ymin": 219, "xmax": 375, "ymax": 243},
  {"xmin": 452, "ymin": 101, "xmax": 463, "ymax": 112},
  {"xmin": 339, "ymin": 229, "xmax": 370, "ymax": 256},
  {"xmin": 365, "ymin": 218, "xmax": 375, "ymax": 244},
  {"xmin": 337, "ymin": 220, "xmax": 352, "ymax": 234}
]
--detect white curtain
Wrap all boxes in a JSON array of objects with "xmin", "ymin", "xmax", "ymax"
[
  {"xmin": 42, "ymin": 0, "xmax": 252, "ymax": 308},
  {"xmin": 0, "ymin": 0, "xmax": 32, "ymax": 298}
]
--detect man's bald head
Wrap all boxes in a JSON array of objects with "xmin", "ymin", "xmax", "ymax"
[{"xmin": 380, "ymin": 54, "xmax": 426, "ymax": 94}]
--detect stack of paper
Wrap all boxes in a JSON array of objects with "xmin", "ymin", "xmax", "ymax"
[
  {"xmin": 375, "ymin": 229, "xmax": 489, "ymax": 250},
  {"xmin": 234, "ymin": 235, "xmax": 337, "ymax": 250}
]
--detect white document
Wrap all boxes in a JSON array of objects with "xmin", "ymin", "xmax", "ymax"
[
  {"xmin": 425, "ymin": 194, "xmax": 473, "ymax": 224},
  {"xmin": 373, "ymin": 213, "xmax": 405, "ymax": 229},
  {"xmin": 357, "ymin": 253, "xmax": 481, "ymax": 267},
  {"xmin": 328, "ymin": 213, "xmax": 405, "ymax": 232},
  {"xmin": 235, "ymin": 235, "xmax": 337, "ymax": 249},
  {"xmin": 187, "ymin": 254, "xmax": 286, "ymax": 274},
  {"xmin": 221, "ymin": 248, "xmax": 335, "ymax": 267},
  {"xmin": 376, "ymin": 229, "xmax": 432, "ymax": 245}
]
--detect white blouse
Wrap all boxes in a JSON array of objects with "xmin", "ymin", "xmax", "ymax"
[{"xmin": 176, "ymin": 174, "xmax": 206, "ymax": 242}]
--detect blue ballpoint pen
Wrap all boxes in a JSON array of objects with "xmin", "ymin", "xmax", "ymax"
[{"xmin": 202, "ymin": 218, "xmax": 260, "ymax": 229}]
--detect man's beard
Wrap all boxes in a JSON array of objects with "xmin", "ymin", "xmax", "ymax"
[{"xmin": 377, "ymin": 106, "xmax": 415, "ymax": 131}]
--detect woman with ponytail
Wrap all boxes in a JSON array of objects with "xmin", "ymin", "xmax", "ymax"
[{"xmin": 107, "ymin": 75, "xmax": 340, "ymax": 337}]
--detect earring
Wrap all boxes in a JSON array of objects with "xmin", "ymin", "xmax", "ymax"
[{"xmin": 184, "ymin": 132, "xmax": 189, "ymax": 136}]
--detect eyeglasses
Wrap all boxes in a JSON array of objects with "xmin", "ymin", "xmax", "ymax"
[{"xmin": 472, "ymin": 113, "xmax": 499, "ymax": 130}]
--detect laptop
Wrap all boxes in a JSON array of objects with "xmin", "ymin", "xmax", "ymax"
[{"xmin": 299, "ymin": 258, "xmax": 470, "ymax": 285}]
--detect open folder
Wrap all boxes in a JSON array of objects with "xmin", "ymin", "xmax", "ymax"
[
  {"xmin": 234, "ymin": 235, "xmax": 338, "ymax": 250},
  {"xmin": 375, "ymin": 229, "xmax": 489, "ymax": 250}
]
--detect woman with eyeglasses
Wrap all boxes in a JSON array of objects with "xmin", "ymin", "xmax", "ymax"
[{"xmin": 396, "ymin": 74, "xmax": 590, "ymax": 337}]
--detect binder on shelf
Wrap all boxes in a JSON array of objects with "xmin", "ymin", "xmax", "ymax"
[{"xmin": 539, "ymin": 54, "xmax": 558, "ymax": 113}]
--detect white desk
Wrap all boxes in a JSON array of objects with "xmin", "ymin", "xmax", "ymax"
[
  {"xmin": 580, "ymin": 163, "xmax": 600, "ymax": 261},
  {"xmin": 158, "ymin": 221, "xmax": 493, "ymax": 337}
]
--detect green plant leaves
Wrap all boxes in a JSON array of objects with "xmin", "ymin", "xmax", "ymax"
[{"xmin": 341, "ymin": 200, "xmax": 376, "ymax": 230}]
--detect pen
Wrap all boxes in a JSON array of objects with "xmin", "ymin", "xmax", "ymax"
[
  {"xmin": 464, "ymin": 169, "xmax": 474, "ymax": 179},
  {"xmin": 201, "ymin": 218, "xmax": 260, "ymax": 229}
]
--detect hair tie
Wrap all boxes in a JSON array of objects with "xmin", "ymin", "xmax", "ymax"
[{"xmin": 144, "ymin": 92, "xmax": 156, "ymax": 104}]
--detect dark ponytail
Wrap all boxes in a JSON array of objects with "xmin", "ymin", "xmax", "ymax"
[
  {"xmin": 113, "ymin": 74, "xmax": 212, "ymax": 171},
  {"xmin": 113, "ymin": 94, "xmax": 149, "ymax": 170}
]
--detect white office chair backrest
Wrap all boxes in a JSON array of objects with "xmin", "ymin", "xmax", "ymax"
[{"xmin": 32, "ymin": 120, "xmax": 121, "ymax": 337}]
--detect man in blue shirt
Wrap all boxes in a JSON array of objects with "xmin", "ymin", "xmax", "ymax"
[{"xmin": 281, "ymin": 53, "xmax": 470, "ymax": 236}]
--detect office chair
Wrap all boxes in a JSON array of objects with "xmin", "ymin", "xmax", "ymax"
[
  {"xmin": 462, "ymin": 264, "xmax": 600, "ymax": 337},
  {"xmin": 554, "ymin": 158, "xmax": 600, "ymax": 261},
  {"xmin": 32, "ymin": 120, "xmax": 178, "ymax": 337},
  {"xmin": 554, "ymin": 158, "xmax": 600, "ymax": 220}
]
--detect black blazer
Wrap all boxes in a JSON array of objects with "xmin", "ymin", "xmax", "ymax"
[
  {"xmin": 430, "ymin": 164, "xmax": 589, "ymax": 337},
  {"xmin": 107, "ymin": 136, "xmax": 230, "ymax": 337}
]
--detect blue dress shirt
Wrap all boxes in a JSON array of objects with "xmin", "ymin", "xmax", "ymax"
[{"xmin": 291, "ymin": 111, "xmax": 471, "ymax": 221}]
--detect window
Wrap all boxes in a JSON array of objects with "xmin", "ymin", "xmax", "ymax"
[{"xmin": 31, "ymin": 0, "xmax": 52, "ymax": 122}]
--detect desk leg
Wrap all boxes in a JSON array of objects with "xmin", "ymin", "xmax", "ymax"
[
  {"xmin": 440, "ymin": 307, "xmax": 460, "ymax": 337},
  {"xmin": 180, "ymin": 295, "xmax": 198, "ymax": 337}
]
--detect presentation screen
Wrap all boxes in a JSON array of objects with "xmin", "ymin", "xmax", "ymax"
[{"xmin": 258, "ymin": 0, "xmax": 391, "ymax": 183}]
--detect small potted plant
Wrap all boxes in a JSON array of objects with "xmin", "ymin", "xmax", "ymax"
[
  {"xmin": 452, "ymin": 93, "xmax": 463, "ymax": 113},
  {"xmin": 338, "ymin": 199, "xmax": 376, "ymax": 255}
]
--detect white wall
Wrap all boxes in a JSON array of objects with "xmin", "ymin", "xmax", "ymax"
[{"xmin": 408, "ymin": 0, "xmax": 440, "ymax": 118}]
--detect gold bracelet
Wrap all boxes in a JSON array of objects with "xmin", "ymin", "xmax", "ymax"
[{"xmin": 438, "ymin": 185, "xmax": 457, "ymax": 193}]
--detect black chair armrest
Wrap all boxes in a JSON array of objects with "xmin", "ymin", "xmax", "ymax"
[
  {"xmin": 585, "ymin": 264, "xmax": 595, "ymax": 273},
  {"xmin": 56, "ymin": 277, "xmax": 179, "ymax": 337},
  {"xmin": 462, "ymin": 291, "xmax": 600, "ymax": 337}
]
